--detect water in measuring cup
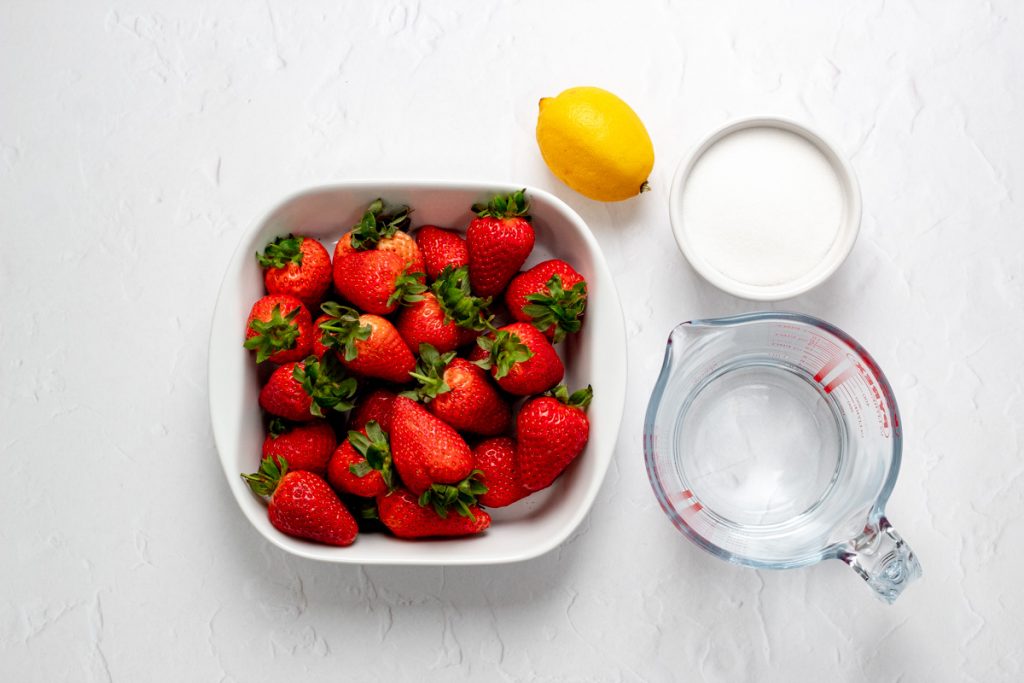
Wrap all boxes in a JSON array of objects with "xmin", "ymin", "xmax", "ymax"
[{"xmin": 675, "ymin": 361, "xmax": 846, "ymax": 529}]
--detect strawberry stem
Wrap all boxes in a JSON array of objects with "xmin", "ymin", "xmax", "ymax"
[
  {"xmin": 471, "ymin": 189, "xmax": 531, "ymax": 219},
  {"xmin": 347, "ymin": 420, "xmax": 395, "ymax": 490},
  {"xmin": 431, "ymin": 266, "xmax": 493, "ymax": 332},
  {"xmin": 293, "ymin": 354, "xmax": 358, "ymax": 417},
  {"xmin": 417, "ymin": 470, "xmax": 488, "ymax": 520},
  {"xmin": 548, "ymin": 384, "xmax": 594, "ymax": 410},
  {"xmin": 256, "ymin": 235, "xmax": 304, "ymax": 269},
  {"xmin": 403, "ymin": 343, "xmax": 456, "ymax": 401},
  {"xmin": 243, "ymin": 303, "xmax": 303, "ymax": 363},
  {"xmin": 522, "ymin": 274, "xmax": 587, "ymax": 343},
  {"xmin": 387, "ymin": 269, "xmax": 428, "ymax": 308},
  {"xmin": 350, "ymin": 199, "xmax": 412, "ymax": 250},
  {"xmin": 318, "ymin": 302, "xmax": 372, "ymax": 362},
  {"xmin": 241, "ymin": 456, "xmax": 287, "ymax": 498},
  {"xmin": 472, "ymin": 330, "xmax": 533, "ymax": 379},
  {"xmin": 267, "ymin": 417, "xmax": 288, "ymax": 438}
]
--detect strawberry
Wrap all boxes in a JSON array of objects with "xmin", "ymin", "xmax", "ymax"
[
  {"xmin": 257, "ymin": 235, "xmax": 332, "ymax": 310},
  {"xmin": 333, "ymin": 199, "xmax": 425, "ymax": 275},
  {"xmin": 389, "ymin": 396, "xmax": 475, "ymax": 496},
  {"xmin": 405, "ymin": 344, "xmax": 511, "ymax": 436},
  {"xmin": 317, "ymin": 303, "xmax": 415, "ymax": 384},
  {"xmin": 242, "ymin": 457, "xmax": 357, "ymax": 546},
  {"xmin": 243, "ymin": 295, "xmax": 313, "ymax": 364},
  {"xmin": 473, "ymin": 322, "xmax": 564, "ymax": 396},
  {"xmin": 262, "ymin": 418, "xmax": 335, "ymax": 476},
  {"xmin": 474, "ymin": 437, "xmax": 529, "ymax": 507},
  {"xmin": 258, "ymin": 356, "xmax": 358, "ymax": 422},
  {"xmin": 327, "ymin": 421, "xmax": 392, "ymax": 498},
  {"xmin": 395, "ymin": 267, "xmax": 491, "ymax": 354},
  {"xmin": 467, "ymin": 189, "xmax": 535, "ymax": 297},
  {"xmin": 333, "ymin": 250, "xmax": 426, "ymax": 316},
  {"xmin": 416, "ymin": 225, "xmax": 469, "ymax": 281},
  {"xmin": 349, "ymin": 388, "xmax": 397, "ymax": 433},
  {"xmin": 311, "ymin": 313, "xmax": 332, "ymax": 359},
  {"xmin": 517, "ymin": 385, "xmax": 592, "ymax": 492},
  {"xmin": 505, "ymin": 259, "xmax": 587, "ymax": 343},
  {"xmin": 377, "ymin": 488, "xmax": 490, "ymax": 539},
  {"xmin": 395, "ymin": 293, "xmax": 473, "ymax": 355}
]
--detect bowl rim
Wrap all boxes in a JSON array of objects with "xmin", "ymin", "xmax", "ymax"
[
  {"xmin": 668, "ymin": 115, "xmax": 862, "ymax": 301},
  {"xmin": 208, "ymin": 178, "xmax": 628, "ymax": 565}
]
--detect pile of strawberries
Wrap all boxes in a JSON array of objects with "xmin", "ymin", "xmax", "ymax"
[{"xmin": 240, "ymin": 190, "xmax": 593, "ymax": 546}]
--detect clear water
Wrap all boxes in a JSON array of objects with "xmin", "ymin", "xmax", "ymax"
[{"xmin": 675, "ymin": 362, "xmax": 845, "ymax": 528}]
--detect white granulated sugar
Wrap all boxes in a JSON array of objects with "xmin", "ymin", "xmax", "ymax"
[{"xmin": 681, "ymin": 127, "xmax": 844, "ymax": 286}]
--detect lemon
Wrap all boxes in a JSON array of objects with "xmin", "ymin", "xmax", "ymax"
[{"xmin": 536, "ymin": 86, "xmax": 654, "ymax": 202}]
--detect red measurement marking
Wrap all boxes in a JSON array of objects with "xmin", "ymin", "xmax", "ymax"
[
  {"xmin": 692, "ymin": 502, "xmax": 703, "ymax": 512},
  {"xmin": 814, "ymin": 355, "xmax": 843, "ymax": 383},
  {"xmin": 671, "ymin": 489, "xmax": 694, "ymax": 504},
  {"xmin": 824, "ymin": 367, "xmax": 856, "ymax": 394}
]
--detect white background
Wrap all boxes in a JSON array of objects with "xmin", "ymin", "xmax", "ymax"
[{"xmin": 3, "ymin": 1, "xmax": 1022, "ymax": 680}]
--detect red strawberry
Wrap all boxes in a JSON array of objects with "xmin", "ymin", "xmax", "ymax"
[
  {"xmin": 473, "ymin": 322, "xmax": 564, "ymax": 396},
  {"xmin": 242, "ymin": 457, "xmax": 357, "ymax": 546},
  {"xmin": 262, "ymin": 418, "xmax": 335, "ymax": 476},
  {"xmin": 517, "ymin": 385, "xmax": 592, "ymax": 492},
  {"xmin": 466, "ymin": 341, "xmax": 489, "ymax": 364},
  {"xmin": 349, "ymin": 388, "xmax": 397, "ymax": 433},
  {"xmin": 311, "ymin": 313, "xmax": 332, "ymax": 359},
  {"xmin": 258, "ymin": 356, "xmax": 358, "ymax": 422},
  {"xmin": 416, "ymin": 226, "xmax": 469, "ymax": 280},
  {"xmin": 474, "ymin": 437, "xmax": 529, "ymax": 507},
  {"xmin": 258, "ymin": 235, "xmax": 332, "ymax": 310},
  {"xmin": 317, "ymin": 303, "xmax": 415, "ymax": 383},
  {"xmin": 243, "ymin": 295, "xmax": 313, "ymax": 364},
  {"xmin": 405, "ymin": 344, "xmax": 511, "ymax": 436},
  {"xmin": 333, "ymin": 250, "xmax": 425, "ymax": 315},
  {"xmin": 389, "ymin": 396, "xmax": 474, "ymax": 495},
  {"xmin": 467, "ymin": 190, "xmax": 535, "ymax": 297},
  {"xmin": 377, "ymin": 488, "xmax": 490, "ymax": 539},
  {"xmin": 333, "ymin": 199, "xmax": 425, "ymax": 275},
  {"xmin": 395, "ymin": 267, "xmax": 490, "ymax": 354},
  {"xmin": 396, "ymin": 293, "xmax": 471, "ymax": 355},
  {"xmin": 327, "ymin": 421, "xmax": 392, "ymax": 498},
  {"xmin": 505, "ymin": 259, "xmax": 588, "ymax": 342}
]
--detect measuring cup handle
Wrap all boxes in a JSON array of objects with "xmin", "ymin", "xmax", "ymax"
[{"xmin": 839, "ymin": 516, "xmax": 922, "ymax": 604}]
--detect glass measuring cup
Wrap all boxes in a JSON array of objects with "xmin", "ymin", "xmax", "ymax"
[{"xmin": 643, "ymin": 312, "xmax": 921, "ymax": 603}]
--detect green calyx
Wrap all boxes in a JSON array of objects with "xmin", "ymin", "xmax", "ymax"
[
  {"xmin": 523, "ymin": 274, "xmax": 588, "ymax": 343},
  {"xmin": 417, "ymin": 470, "xmax": 488, "ymax": 521},
  {"xmin": 402, "ymin": 343, "xmax": 456, "ymax": 402},
  {"xmin": 318, "ymin": 302, "xmax": 372, "ymax": 362},
  {"xmin": 471, "ymin": 189, "xmax": 530, "ymax": 220},
  {"xmin": 472, "ymin": 330, "xmax": 534, "ymax": 380},
  {"xmin": 431, "ymin": 266, "xmax": 493, "ymax": 332},
  {"xmin": 267, "ymin": 417, "xmax": 288, "ymax": 438},
  {"xmin": 243, "ymin": 303, "xmax": 303, "ymax": 363},
  {"xmin": 241, "ymin": 456, "xmax": 287, "ymax": 498},
  {"xmin": 256, "ymin": 234, "xmax": 304, "ymax": 269},
  {"xmin": 387, "ymin": 269, "xmax": 428, "ymax": 308},
  {"xmin": 350, "ymin": 198, "xmax": 412, "ymax": 251},
  {"xmin": 292, "ymin": 354, "xmax": 358, "ymax": 417},
  {"xmin": 356, "ymin": 501, "xmax": 380, "ymax": 520},
  {"xmin": 347, "ymin": 420, "xmax": 395, "ymax": 490},
  {"xmin": 548, "ymin": 384, "xmax": 594, "ymax": 410}
]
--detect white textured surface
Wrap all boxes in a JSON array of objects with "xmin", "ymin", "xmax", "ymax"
[{"xmin": 2, "ymin": 1, "xmax": 1022, "ymax": 680}]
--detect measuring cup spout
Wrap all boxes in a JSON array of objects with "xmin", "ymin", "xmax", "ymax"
[{"xmin": 839, "ymin": 515, "xmax": 922, "ymax": 604}]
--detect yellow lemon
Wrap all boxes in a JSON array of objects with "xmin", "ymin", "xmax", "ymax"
[{"xmin": 536, "ymin": 86, "xmax": 654, "ymax": 202}]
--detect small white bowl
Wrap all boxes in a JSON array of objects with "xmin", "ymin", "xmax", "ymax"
[
  {"xmin": 208, "ymin": 180, "xmax": 627, "ymax": 565},
  {"xmin": 669, "ymin": 117, "xmax": 861, "ymax": 301}
]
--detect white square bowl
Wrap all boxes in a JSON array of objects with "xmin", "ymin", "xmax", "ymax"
[{"xmin": 208, "ymin": 180, "xmax": 627, "ymax": 564}]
